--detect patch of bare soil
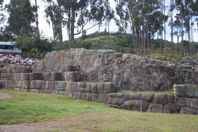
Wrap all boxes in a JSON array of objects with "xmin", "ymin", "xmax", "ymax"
[
  {"xmin": 0, "ymin": 93, "xmax": 13, "ymax": 99},
  {"xmin": 0, "ymin": 112, "xmax": 114, "ymax": 132}
]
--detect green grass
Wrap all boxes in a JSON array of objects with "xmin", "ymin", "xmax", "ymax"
[
  {"xmin": 119, "ymin": 90, "xmax": 174, "ymax": 95},
  {"xmin": 0, "ymin": 89, "xmax": 113, "ymax": 125},
  {"xmin": 0, "ymin": 89, "xmax": 198, "ymax": 132}
]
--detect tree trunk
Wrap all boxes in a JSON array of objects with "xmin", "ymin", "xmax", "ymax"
[
  {"xmin": 70, "ymin": 6, "xmax": 75, "ymax": 42},
  {"xmin": 34, "ymin": 0, "xmax": 40, "ymax": 37}
]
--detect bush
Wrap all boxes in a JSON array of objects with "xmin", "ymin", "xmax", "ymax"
[{"xmin": 16, "ymin": 35, "xmax": 52, "ymax": 59}]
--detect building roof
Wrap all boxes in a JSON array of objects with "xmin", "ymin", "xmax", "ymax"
[{"xmin": 0, "ymin": 42, "xmax": 16, "ymax": 46}]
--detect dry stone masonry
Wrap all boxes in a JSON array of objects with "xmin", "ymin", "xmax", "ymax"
[{"xmin": 0, "ymin": 48, "xmax": 198, "ymax": 115}]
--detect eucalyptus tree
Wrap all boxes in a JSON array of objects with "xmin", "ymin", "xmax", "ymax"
[
  {"xmin": 0, "ymin": 0, "xmax": 4, "ymax": 25},
  {"xmin": 33, "ymin": 0, "xmax": 40, "ymax": 37},
  {"xmin": 115, "ymin": 0, "xmax": 167, "ymax": 54},
  {"xmin": 7, "ymin": 0, "xmax": 35, "ymax": 36},
  {"xmin": 174, "ymin": 0, "xmax": 196, "ymax": 55},
  {"xmin": 44, "ymin": 0, "xmax": 63, "ymax": 43}
]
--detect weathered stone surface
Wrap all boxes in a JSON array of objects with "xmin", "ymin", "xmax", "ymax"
[
  {"xmin": 103, "ymin": 82, "xmax": 117, "ymax": 93},
  {"xmin": 90, "ymin": 83, "xmax": 97, "ymax": 93},
  {"xmin": 121, "ymin": 100, "xmax": 150, "ymax": 111},
  {"xmin": 64, "ymin": 72, "xmax": 81, "ymax": 82},
  {"xmin": 51, "ymin": 72, "xmax": 63, "ymax": 81},
  {"xmin": 33, "ymin": 49, "xmax": 185, "ymax": 91},
  {"xmin": 174, "ymin": 84, "xmax": 198, "ymax": 98},
  {"xmin": 177, "ymin": 97, "xmax": 192, "ymax": 107},
  {"xmin": 97, "ymin": 94, "xmax": 108, "ymax": 103},
  {"xmin": 55, "ymin": 81, "xmax": 66, "ymax": 91},
  {"xmin": 141, "ymin": 94, "xmax": 154, "ymax": 101},
  {"xmin": 85, "ymin": 83, "xmax": 91, "ymax": 93},
  {"xmin": 180, "ymin": 107, "xmax": 195, "ymax": 114},
  {"xmin": 61, "ymin": 64, "xmax": 72, "ymax": 72},
  {"xmin": 30, "ymin": 73, "xmax": 44, "ymax": 80},
  {"xmin": 97, "ymin": 83, "xmax": 104, "ymax": 93},
  {"xmin": 43, "ymin": 72, "xmax": 51, "ymax": 81},
  {"xmin": 163, "ymin": 103, "xmax": 180, "ymax": 113},
  {"xmin": 167, "ymin": 95, "xmax": 175, "ymax": 103},
  {"xmin": 153, "ymin": 95, "xmax": 167, "ymax": 105},
  {"xmin": 190, "ymin": 98, "xmax": 198, "ymax": 109},
  {"xmin": 67, "ymin": 82, "xmax": 78, "ymax": 92},
  {"xmin": 110, "ymin": 98, "xmax": 125, "ymax": 105},
  {"xmin": 147, "ymin": 103, "xmax": 164, "ymax": 113},
  {"xmin": 20, "ymin": 73, "xmax": 29, "ymax": 80}
]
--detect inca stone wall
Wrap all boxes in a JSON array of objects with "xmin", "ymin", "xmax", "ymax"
[
  {"xmin": 0, "ymin": 65, "xmax": 117, "ymax": 103},
  {"xmin": 33, "ymin": 48, "xmax": 198, "ymax": 91},
  {"xmin": 107, "ymin": 84, "xmax": 198, "ymax": 115},
  {"xmin": 0, "ymin": 49, "xmax": 198, "ymax": 115}
]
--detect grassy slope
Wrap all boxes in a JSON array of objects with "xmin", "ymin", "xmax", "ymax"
[
  {"xmin": 0, "ymin": 89, "xmax": 198, "ymax": 132},
  {"xmin": 72, "ymin": 32, "xmax": 198, "ymax": 62}
]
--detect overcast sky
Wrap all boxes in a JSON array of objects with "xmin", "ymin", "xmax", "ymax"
[{"xmin": 2, "ymin": 0, "xmax": 198, "ymax": 42}]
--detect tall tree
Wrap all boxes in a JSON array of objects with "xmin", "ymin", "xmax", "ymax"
[
  {"xmin": 0, "ymin": 0, "xmax": 5, "ymax": 25},
  {"xmin": 115, "ymin": 0, "xmax": 167, "ymax": 54},
  {"xmin": 45, "ymin": 0, "xmax": 63, "ymax": 43},
  {"xmin": 7, "ymin": 0, "xmax": 35, "ymax": 36},
  {"xmin": 33, "ymin": 0, "xmax": 40, "ymax": 37}
]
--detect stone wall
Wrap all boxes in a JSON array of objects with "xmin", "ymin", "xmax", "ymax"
[
  {"xmin": 0, "ymin": 65, "xmax": 117, "ymax": 103},
  {"xmin": 0, "ymin": 65, "xmax": 198, "ymax": 115},
  {"xmin": 106, "ymin": 84, "xmax": 198, "ymax": 115},
  {"xmin": 32, "ymin": 49, "xmax": 198, "ymax": 91}
]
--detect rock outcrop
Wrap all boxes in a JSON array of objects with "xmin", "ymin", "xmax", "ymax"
[{"xmin": 33, "ymin": 48, "xmax": 198, "ymax": 91}]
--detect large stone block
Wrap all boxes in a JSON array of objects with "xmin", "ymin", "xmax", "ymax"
[
  {"xmin": 128, "ymin": 94, "xmax": 141, "ymax": 100},
  {"xmin": 79, "ymin": 93, "xmax": 87, "ymax": 100},
  {"xmin": 78, "ymin": 82, "xmax": 86, "ymax": 88},
  {"xmin": 111, "ymin": 98, "xmax": 125, "ymax": 106},
  {"xmin": 11, "ymin": 65, "xmax": 30, "ymax": 73},
  {"xmin": 30, "ymin": 73, "xmax": 44, "ymax": 80},
  {"xmin": 97, "ymin": 83, "xmax": 104, "ymax": 93},
  {"xmin": 21, "ymin": 81, "xmax": 29, "ymax": 89},
  {"xmin": 190, "ymin": 98, "xmax": 198, "ymax": 109},
  {"xmin": 55, "ymin": 81, "xmax": 66, "ymax": 91},
  {"xmin": 167, "ymin": 95, "xmax": 175, "ymax": 103},
  {"xmin": 20, "ymin": 73, "xmax": 29, "ymax": 80},
  {"xmin": 45, "ymin": 81, "xmax": 55, "ymax": 89},
  {"xmin": 141, "ymin": 94, "xmax": 154, "ymax": 102},
  {"xmin": 67, "ymin": 82, "xmax": 78, "ymax": 92},
  {"xmin": 147, "ymin": 103, "xmax": 164, "ymax": 113},
  {"xmin": 90, "ymin": 83, "xmax": 97, "ymax": 93},
  {"xmin": 13, "ymin": 73, "xmax": 20, "ymax": 80},
  {"xmin": 153, "ymin": 95, "xmax": 167, "ymax": 105},
  {"xmin": 51, "ymin": 72, "xmax": 63, "ymax": 81},
  {"xmin": 180, "ymin": 107, "xmax": 195, "ymax": 114},
  {"xmin": 61, "ymin": 64, "xmax": 72, "ymax": 72},
  {"xmin": 121, "ymin": 100, "xmax": 150, "ymax": 111},
  {"xmin": 174, "ymin": 84, "xmax": 198, "ymax": 98},
  {"xmin": 103, "ymin": 82, "xmax": 117, "ymax": 93},
  {"xmin": 176, "ymin": 97, "xmax": 192, "ymax": 107},
  {"xmin": 64, "ymin": 72, "xmax": 81, "ymax": 82},
  {"xmin": 73, "ymin": 92, "xmax": 80, "ymax": 99},
  {"xmin": 97, "ymin": 94, "xmax": 108, "ymax": 103},
  {"xmin": 85, "ymin": 83, "xmax": 92, "ymax": 93},
  {"xmin": 43, "ymin": 72, "xmax": 51, "ymax": 81},
  {"xmin": 163, "ymin": 103, "xmax": 180, "ymax": 113},
  {"xmin": 107, "ymin": 93, "xmax": 118, "ymax": 98}
]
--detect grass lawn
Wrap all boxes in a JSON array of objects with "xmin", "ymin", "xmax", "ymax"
[{"xmin": 0, "ymin": 89, "xmax": 198, "ymax": 132}]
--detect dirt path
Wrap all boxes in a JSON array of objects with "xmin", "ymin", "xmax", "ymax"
[
  {"xmin": 0, "ymin": 112, "xmax": 113, "ymax": 132},
  {"xmin": 0, "ymin": 93, "xmax": 13, "ymax": 99}
]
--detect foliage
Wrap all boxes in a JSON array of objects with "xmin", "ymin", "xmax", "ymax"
[
  {"xmin": 16, "ymin": 35, "xmax": 52, "ymax": 58},
  {"xmin": 6, "ymin": 0, "xmax": 35, "ymax": 36}
]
